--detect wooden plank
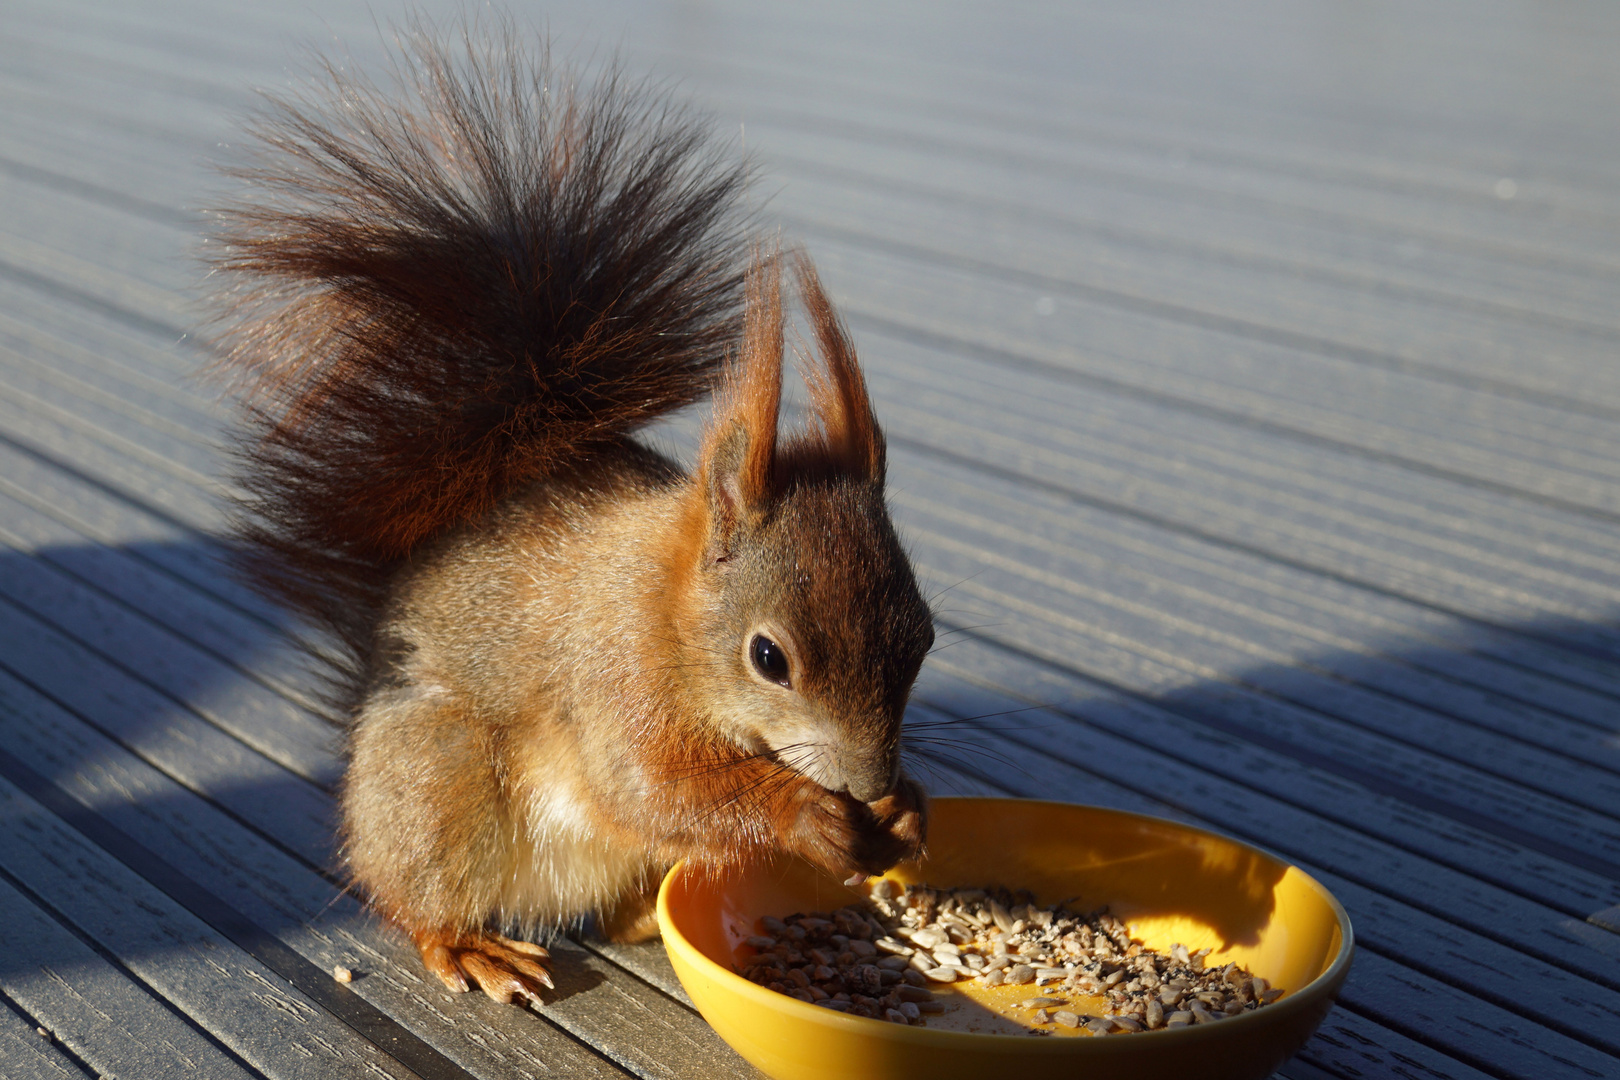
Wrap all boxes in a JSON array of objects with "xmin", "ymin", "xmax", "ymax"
[
  {"xmin": 740, "ymin": 123, "xmax": 1620, "ymax": 328},
  {"xmin": 774, "ymin": 189, "xmax": 1620, "ymax": 430},
  {"xmin": 0, "ymin": 875, "xmax": 258, "ymax": 1079},
  {"xmin": 0, "ymin": 428, "xmax": 310, "ymax": 638},
  {"xmin": 895, "ymin": 530, "xmax": 1620, "ymax": 874},
  {"xmin": 0, "ymin": 1015, "xmax": 89, "ymax": 1080},
  {"xmin": 890, "ymin": 466, "xmax": 1620, "ymax": 805},
  {"xmin": 0, "ymin": 593, "xmax": 336, "ymax": 865},
  {"xmin": 12, "ymin": 0, "xmax": 1620, "ymax": 365},
  {"xmin": 0, "ymin": 318, "xmax": 224, "ymax": 452},
  {"xmin": 0, "ymin": 773, "xmax": 422, "ymax": 1079},
  {"xmin": 856, "ymin": 332, "xmax": 1620, "ymax": 636},
  {"xmin": 10, "ymin": 32, "xmax": 1620, "ymax": 448},
  {"xmin": 25, "ymin": 0, "xmax": 1620, "ymax": 273},
  {"xmin": 0, "ymin": 380, "xmax": 224, "ymax": 533},
  {"xmin": 909, "ymin": 654, "xmax": 1620, "ymax": 987},
  {"xmin": 891, "ymin": 450, "xmax": 1620, "ymax": 730},
  {"xmin": 0, "ymin": 493, "xmax": 340, "ymax": 785},
  {"xmin": 0, "ymin": 479, "xmax": 329, "ymax": 716},
  {"xmin": 801, "ymin": 239, "xmax": 1620, "ymax": 500}
]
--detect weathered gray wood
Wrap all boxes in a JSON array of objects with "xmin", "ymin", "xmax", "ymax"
[
  {"xmin": 0, "ymin": 434, "xmax": 312, "ymax": 640},
  {"xmin": 909, "ymin": 657, "xmax": 1620, "ymax": 987},
  {"xmin": 0, "ymin": 1016, "xmax": 88, "ymax": 1079},
  {"xmin": 0, "ymin": 875, "xmax": 256, "ymax": 1079},
  {"xmin": 4, "ymin": 2, "xmax": 1620, "ymax": 1078},
  {"xmin": 858, "ymin": 332, "xmax": 1620, "ymax": 633},
  {"xmin": 0, "ymin": 495, "xmax": 341, "ymax": 785},
  {"xmin": 12, "ymin": 0, "xmax": 1620, "ymax": 438},
  {"xmin": 0, "ymin": 480, "xmax": 330, "ymax": 717},
  {"xmin": 0, "ymin": 773, "xmax": 416, "ymax": 1079},
  {"xmin": 890, "ymin": 465, "xmax": 1620, "ymax": 809},
  {"xmin": 896, "ymin": 528, "xmax": 1620, "ymax": 868},
  {"xmin": 891, "ymin": 451, "xmax": 1620, "ymax": 731}
]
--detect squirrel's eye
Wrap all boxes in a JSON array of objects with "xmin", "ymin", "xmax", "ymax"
[{"xmin": 749, "ymin": 634, "xmax": 791, "ymax": 687}]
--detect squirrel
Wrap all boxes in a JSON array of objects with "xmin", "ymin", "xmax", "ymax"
[{"xmin": 205, "ymin": 23, "xmax": 934, "ymax": 1005}]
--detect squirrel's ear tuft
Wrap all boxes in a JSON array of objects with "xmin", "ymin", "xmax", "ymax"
[
  {"xmin": 699, "ymin": 253, "xmax": 783, "ymax": 549},
  {"xmin": 791, "ymin": 252, "xmax": 885, "ymax": 482}
]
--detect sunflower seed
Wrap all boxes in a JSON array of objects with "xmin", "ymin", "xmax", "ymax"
[
  {"xmin": 1053, "ymin": 1010, "xmax": 1082, "ymax": 1029},
  {"xmin": 737, "ymin": 885, "xmax": 1285, "ymax": 1034}
]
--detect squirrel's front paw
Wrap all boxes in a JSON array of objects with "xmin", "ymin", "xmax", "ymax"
[
  {"xmin": 412, "ymin": 928, "xmax": 553, "ymax": 1006},
  {"xmin": 794, "ymin": 774, "xmax": 928, "ymax": 878}
]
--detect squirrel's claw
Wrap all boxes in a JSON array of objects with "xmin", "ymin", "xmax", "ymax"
[{"xmin": 414, "ymin": 929, "xmax": 554, "ymax": 1006}]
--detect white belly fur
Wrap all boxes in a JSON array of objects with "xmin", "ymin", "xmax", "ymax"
[{"xmin": 496, "ymin": 775, "xmax": 653, "ymax": 933}]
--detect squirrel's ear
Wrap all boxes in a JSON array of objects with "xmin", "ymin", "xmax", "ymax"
[
  {"xmin": 792, "ymin": 252, "xmax": 885, "ymax": 482},
  {"xmin": 698, "ymin": 253, "xmax": 782, "ymax": 552}
]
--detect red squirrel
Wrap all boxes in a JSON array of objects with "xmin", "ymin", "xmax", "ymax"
[{"xmin": 207, "ymin": 25, "xmax": 933, "ymax": 1004}]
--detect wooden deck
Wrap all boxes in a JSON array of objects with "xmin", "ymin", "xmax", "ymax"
[{"xmin": 2, "ymin": 0, "xmax": 1618, "ymax": 1076}]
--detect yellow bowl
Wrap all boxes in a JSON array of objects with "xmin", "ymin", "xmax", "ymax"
[{"xmin": 658, "ymin": 797, "xmax": 1352, "ymax": 1080}]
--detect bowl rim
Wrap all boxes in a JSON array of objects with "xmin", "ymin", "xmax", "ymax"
[{"xmin": 657, "ymin": 796, "xmax": 1356, "ymax": 1050}]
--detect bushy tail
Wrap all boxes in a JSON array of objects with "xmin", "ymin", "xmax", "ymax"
[{"xmin": 205, "ymin": 21, "xmax": 752, "ymax": 658}]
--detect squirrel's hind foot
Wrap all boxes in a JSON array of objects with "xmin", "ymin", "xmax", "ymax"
[{"xmin": 414, "ymin": 929, "xmax": 554, "ymax": 1006}]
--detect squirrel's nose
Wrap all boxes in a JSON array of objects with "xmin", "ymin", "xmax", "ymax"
[{"xmin": 844, "ymin": 746, "xmax": 900, "ymax": 803}]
